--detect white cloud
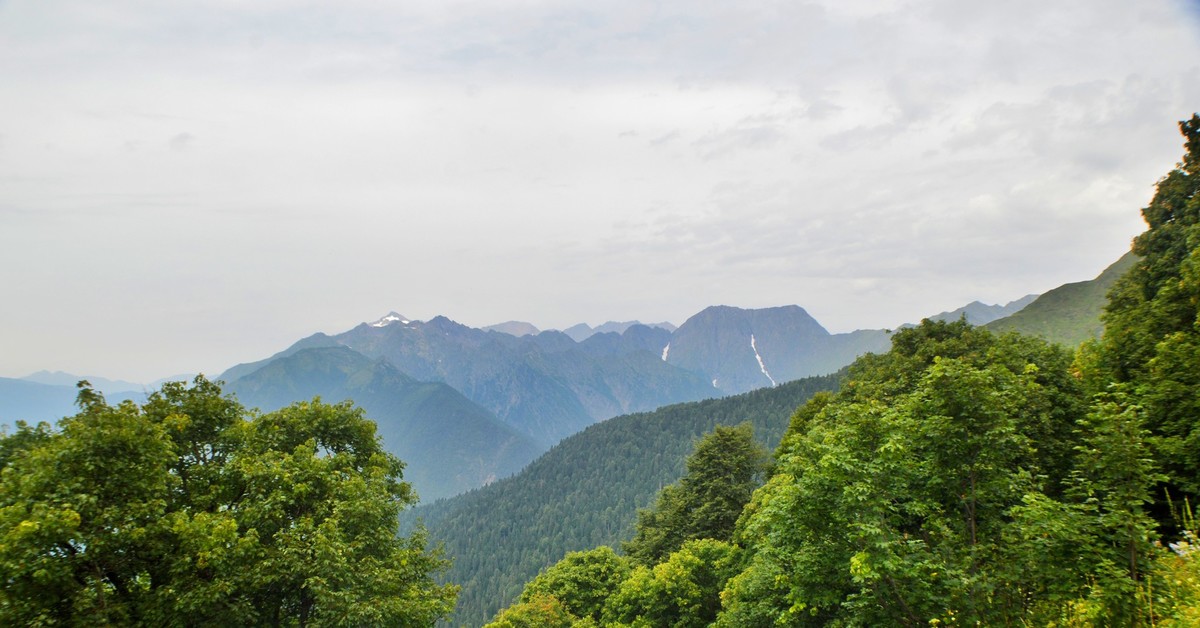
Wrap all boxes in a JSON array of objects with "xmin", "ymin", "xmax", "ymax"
[
  {"xmin": 167, "ymin": 132, "xmax": 195, "ymax": 151},
  {"xmin": 0, "ymin": 0, "xmax": 1197, "ymax": 379}
]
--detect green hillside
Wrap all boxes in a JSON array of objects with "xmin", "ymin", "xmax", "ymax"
[
  {"xmin": 227, "ymin": 346, "xmax": 542, "ymax": 501},
  {"xmin": 407, "ymin": 373, "xmax": 840, "ymax": 626},
  {"xmin": 985, "ymin": 251, "xmax": 1137, "ymax": 347}
]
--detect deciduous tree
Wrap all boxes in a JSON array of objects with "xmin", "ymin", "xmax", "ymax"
[{"xmin": 0, "ymin": 378, "xmax": 457, "ymax": 626}]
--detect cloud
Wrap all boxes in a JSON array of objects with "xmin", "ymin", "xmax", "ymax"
[
  {"xmin": 0, "ymin": 0, "xmax": 1198, "ymax": 377},
  {"xmin": 167, "ymin": 132, "xmax": 194, "ymax": 151},
  {"xmin": 695, "ymin": 122, "xmax": 786, "ymax": 160},
  {"xmin": 649, "ymin": 130, "xmax": 680, "ymax": 146}
]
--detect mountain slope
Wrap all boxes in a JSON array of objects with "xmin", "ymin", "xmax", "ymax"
[
  {"xmin": 221, "ymin": 307, "xmax": 890, "ymax": 447},
  {"xmin": 482, "ymin": 321, "xmax": 540, "ymax": 337},
  {"xmin": 986, "ymin": 252, "xmax": 1137, "ymax": 346},
  {"xmin": 304, "ymin": 316, "xmax": 715, "ymax": 446},
  {"xmin": 218, "ymin": 332, "xmax": 341, "ymax": 383},
  {"xmin": 665, "ymin": 305, "xmax": 890, "ymax": 394},
  {"xmin": 406, "ymin": 373, "xmax": 841, "ymax": 626},
  {"xmin": 226, "ymin": 346, "xmax": 541, "ymax": 501},
  {"xmin": 561, "ymin": 320, "xmax": 677, "ymax": 342}
]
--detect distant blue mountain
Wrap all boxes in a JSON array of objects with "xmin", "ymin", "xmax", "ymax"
[
  {"xmin": 226, "ymin": 345, "xmax": 540, "ymax": 501},
  {"xmin": 926, "ymin": 294, "xmax": 1038, "ymax": 326},
  {"xmin": 0, "ymin": 378, "xmax": 77, "ymax": 428},
  {"xmin": 20, "ymin": 370, "xmax": 144, "ymax": 396}
]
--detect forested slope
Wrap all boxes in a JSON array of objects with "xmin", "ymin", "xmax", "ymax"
[
  {"xmin": 407, "ymin": 373, "xmax": 840, "ymax": 626},
  {"xmin": 985, "ymin": 251, "xmax": 1136, "ymax": 346}
]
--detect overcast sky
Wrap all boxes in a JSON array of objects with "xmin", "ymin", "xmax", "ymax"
[{"xmin": 2, "ymin": 0, "xmax": 1199, "ymax": 382}]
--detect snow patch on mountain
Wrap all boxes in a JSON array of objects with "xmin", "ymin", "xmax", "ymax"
[
  {"xmin": 661, "ymin": 343, "xmax": 670, "ymax": 361},
  {"xmin": 750, "ymin": 334, "xmax": 777, "ymax": 387},
  {"xmin": 370, "ymin": 312, "xmax": 410, "ymax": 328}
]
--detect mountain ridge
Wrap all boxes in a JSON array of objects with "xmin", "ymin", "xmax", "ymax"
[
  {"xmin": 926, "ymin": 294, "xmax": 1038, "ymax": 326},
  {"xmin": 8, "ymin": 254, "xmax": 1131, "ymax": 499},
  {"xmin": 225, "ymin": 345, "xmax": 541, "ymax": 501},
  {"xmin": 985, "ymin": 252, "xmax": 1136, "ymax": 346}
]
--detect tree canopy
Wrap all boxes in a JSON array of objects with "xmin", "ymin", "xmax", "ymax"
[
  {"xmin": 487, "ymin": 426, "xmax": 763, "ymax": 628},
  {"xmin": 1097, "ymin": 113, "xmax": 1200, "ymax": 502},
  {"xmin": 720, "ymin": 321, "xmax": 1118, "ymax": 625},
  {"xmin": 0, "ymin": 377, "xmax": 457, "ymax": 626},
  {"xmin": 622, "ymin": 423, "xmax": 766, "ymax": 566}
]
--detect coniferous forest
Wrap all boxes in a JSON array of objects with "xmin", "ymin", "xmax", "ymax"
[
  {"xmin": 2, "ymin": 115, "xmax": 1200, "ymax": 626},
  {"xmin": 406, "ymin": 374, "xmax": 840, "ymax": 626}
]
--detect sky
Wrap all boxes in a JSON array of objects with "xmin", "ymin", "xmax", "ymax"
[{"xmin": 1, "ymin": 0, "xmax": 1199, "ymax": 383}]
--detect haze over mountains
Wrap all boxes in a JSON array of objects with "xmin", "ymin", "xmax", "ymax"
[
  {"xmin": 481, "ymin": 320, "xmax": 677, "ymax": 341},
  {"xmin": 224, "ymin": 345, "xmax": 541, "ymax": 499},
  {"xmin": 1, "ymin": 255, "xmax": 1133, "ymax": 501},
  {"xmin": 926, "ymin": 294, "xmax": 1039, "ymax": 326}
]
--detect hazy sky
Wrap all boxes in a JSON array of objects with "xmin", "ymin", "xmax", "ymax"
[{"xmin": 2, "ymin": 0, "xmax": 1199, "ymax": 382}]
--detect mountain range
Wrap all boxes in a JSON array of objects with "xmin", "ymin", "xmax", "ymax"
[
  {"xmin": 215, "ymin": 305, "xmax": 894, "ymax": 450},
  {"xmin": 2, "ymin": 253, "xmax": 1133, "ymax": 501},
  {"xmin": 220, "ymin": 314, "xmax": 715, "ymax": 448},
  {"xmin": 481, "ymin": 319, "xmax": 677, "ymax": 341},
  {"xmin": 927, "ymin": 294, "xmax": 1039, "ymax": 325}
]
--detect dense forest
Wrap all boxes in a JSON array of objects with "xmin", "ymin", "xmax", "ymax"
[
  {"xmin": 406, "ymin": 374, "xmax": 840, "ymax": 626},
  {"xmin": 481, "ymin": 115, "xmax": 1200, "ymax": 626}
]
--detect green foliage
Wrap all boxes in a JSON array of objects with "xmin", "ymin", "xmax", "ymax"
[
  {"xmin": 487, "ymin": 422, "xmax": 767, "ymax": 628},
  {"xmin": 0, "ymin": 377, "xmax": 456, "ymax": 626},
  {"xmin": 483, "ymin": 593, "xmax": 579, "ymax": 628},
  {"xmin": 604, "ymin": 539, "xmax": 741, "ymax": 628},
  {"xmin": 1073, "ymin": 392, "xmax": 1164, "ymax": 580},
  {"xmin": 518, "ymin": 547, "xmax": 630, "ymax": 622},
  {"xmin": 482, "ymin": 546, "xmax": 631, "ymax": 627},
  {"xmin": 720, "ymin": 321, "xmax": 1108, "ymax": 625},
  {"xmin": 623, "ymin": 424, "xmax": 766, "ymax": 565},
  {"xmin": 409, "ymin": 374, "xmax": 838, "ymax": 626},
  {"xmin": 1144, "ymin": 505, "xmax": 1200, "ymax": 627},
  {"xmin": 1097, "ymin": 114, "xmax": 1200, "ymax": 499}
]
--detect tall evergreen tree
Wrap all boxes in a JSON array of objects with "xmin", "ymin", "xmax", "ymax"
[{"xmin": 622, "ymin": 424, "xmax": 766, "ymax": 565}]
